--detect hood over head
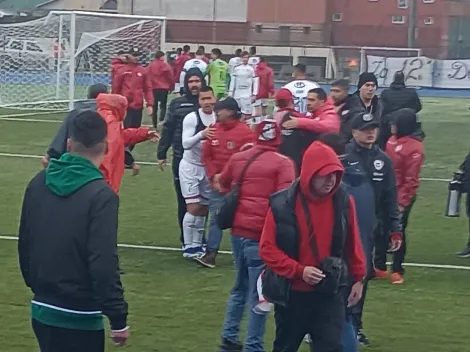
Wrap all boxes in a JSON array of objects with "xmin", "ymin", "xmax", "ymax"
[
  {"xmin": 255, "ymin": 119, "xmax": 282, "ymax": 148},
  {"xmin": 97, "ymin": 93, "xmax": 128, "ymax": 123},
  {"xmin": 392, "ymin": 108, "xmax": 419, "ymax": 138},
  {"xmin": 183, "ymin": 67, "xmax": 207, "ymax": 96},
  {"xmin": 46, "ymin": 153, "xmax": 103, "ymax": 197},
  {"xmin": 299, "ymin": 141, "xmax": 344, "ymax": 200},
  {"xmin": 391, "ymin": 71, "xmax": 406, "ymax": 88}
]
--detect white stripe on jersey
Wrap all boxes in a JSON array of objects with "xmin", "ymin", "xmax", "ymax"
[
  {"xmin": 182, "ymin": 109, "xmax": 215, "ymax": 166},
  {"xmin": 282, "ymin": 80, "xmax": 320, "ymax": 114}
]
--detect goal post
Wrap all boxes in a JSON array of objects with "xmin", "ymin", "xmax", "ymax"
[{"xmin": 0, "ymin": 11, "xmax": 166, "ymax": 111}]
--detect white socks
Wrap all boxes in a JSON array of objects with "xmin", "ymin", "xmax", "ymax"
[{"xmin": 182, "ymin": 213, "xmax": 206, "ymax": 249}]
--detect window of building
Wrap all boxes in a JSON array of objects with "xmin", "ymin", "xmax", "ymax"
[
  {"xmin": 392, "ymin": 15, "xmax": 406, "ymax": 24},
  {"xmin": 332, "ymin": 13, "xmax": 343, "ymax": 22},
  {"xmin": 398, "ymin": 0, "xmax": 408, "ymax": 8},
  {"xmin": 424, "ymin": 17, "xmax": 434, "ymax": 25},
  {"xmin": 423, "ymin": 0, "xmax": 435, "ymax": 3}
]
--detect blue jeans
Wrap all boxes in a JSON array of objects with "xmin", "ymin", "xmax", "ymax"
[
  {"xmin": 342, "ymin": 318, "xmax": 358, "ymax": 352},
  {"xmin": 222, "ymin": 236, "xmax": 267, "ymax": 352},
  {"xmin": 207, "ymin": 189, "xmax": 224, "ymax": 252}
]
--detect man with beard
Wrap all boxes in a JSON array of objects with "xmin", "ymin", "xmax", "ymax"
[{"xmin": 158, "ymin": 68, "xmax": 206, "ymax": 245}]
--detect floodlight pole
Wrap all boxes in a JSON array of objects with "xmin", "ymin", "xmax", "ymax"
[{"xmin": 407, "ymin": 0, "xmax": 417, "ymax": 48}]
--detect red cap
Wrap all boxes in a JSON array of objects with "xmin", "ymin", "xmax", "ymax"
[{"xmin": 275, "ymin": 88, "xmax": 293, "ymax": 103}]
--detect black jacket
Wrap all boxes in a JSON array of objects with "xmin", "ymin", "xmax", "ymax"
[
  {"xmin": 47, "ymin": 100, "xmax": 135, "ymax": 166},
  {"xmin": 344, "ymin": 140, "xmax": 401, "ymax": 233},
  {"xmin": 261, "ymin": 180, "xmax": 350, "ymax": 306},
  {"xmin": 336, "ymin": 94, "xmax": 364, "ymax": 143},
  {"xmin": 18, "ymin": 171, "xmax": 128, "ymax": 330},
  {"xmin": 157, "ymin": 67, "xmax": 205, "ymax": 161},
  {"xmin": 381, "ymin": 82, "xmax": 422, "ymax": 116}
]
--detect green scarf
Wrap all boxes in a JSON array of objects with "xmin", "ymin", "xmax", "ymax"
[{"xmin": 46, "ymin": 153, "xmax": 103, "ymax": 196}]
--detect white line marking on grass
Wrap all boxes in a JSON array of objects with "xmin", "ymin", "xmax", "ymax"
[
  {"xmin": 0, "ymin": 115, "xmax": 154, "ymax": 126},
  {"xmin": 0, "ymin": 152, "xmax": 451, "ymax": 182},
  {"xmin": 0, "ymin": 235, "xmax": 468, "ymax": 270}
]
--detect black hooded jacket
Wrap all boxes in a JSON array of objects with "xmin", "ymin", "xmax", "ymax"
[
  {"xmin": 157, "ymin": 67, "xmax": 206, "ymax": 161},
  {"xmin": 381, "ymin": 79, "xmax": 422, "ymax": 117}
]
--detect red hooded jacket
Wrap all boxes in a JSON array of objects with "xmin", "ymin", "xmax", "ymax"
[
  {"xmin": 172, "ymin": 53, "xmax": 191, "ymax": 83},
  {"xmin": 147, "ymin": 58, "xmax": 175, "ymax": 91},
  {"xmin": 260, "ymin": 142, "xmax": 366, "ymax": 291},
  {"xmin": 219, "ymin": 120, "xmax": 296, "ymax": 241},
  {"xmin": 202, "ymin": 119, "xmax": 255, "ymax": 182},
  {"xmin": 296, "ymin": 98, "xmax": 340, "ymax": 134},
  {"xmin": 386, "ymin": 135, "xmax": 424, "ymax": 208},
  {"xmin": 97, "ymin": 94, "xmax": 151, "ymax": 193},
  {"xmin": 256, "ymin": 62, "xmax": 275, "ymax": 100},
  {"xmin": 111, "ymin": 62, "xmax": 154, "ymax": 110},
  {"xmin": 111, "ymin": 58, "xmax": 126, "ymax": 83}
]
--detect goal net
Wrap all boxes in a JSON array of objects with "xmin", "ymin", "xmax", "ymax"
[
  {"xmin": 329, "ymin": 46, "xmax": 422, "ymax": 87},
  {"xmin": 0, "ymin": 11, "xmax": 166, "ymax": 111}
]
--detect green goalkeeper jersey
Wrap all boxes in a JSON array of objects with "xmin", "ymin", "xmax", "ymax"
[{"xmin": 206, "ymin": 59, "xmax": 229, "ymax": 92}]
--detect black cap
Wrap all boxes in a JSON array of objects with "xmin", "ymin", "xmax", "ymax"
[
  {"xmin": 351, "ymin": 112, "xmax": 379, "ymax": 130},
  {"xmin": 87, "ymin": 83, "xmax": 108, "ymax": 99},
  {"xmin": 127, "ymin": 47, "xmax": 142, "ymax": 57},
  {"xmin": 214, "ymin": 97, "xmax": 240, "ymax": 113}
]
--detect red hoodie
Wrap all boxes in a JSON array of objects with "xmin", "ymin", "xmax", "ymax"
[
  {"xmin": 202, "ymin": 119, "xmax": 255, "ymax": 182},
  {"xmin": 111, "ymin": 62, "xmax": 154, "ymax": 110},
  {"xmin": 260, "ymin": 141, "xmax": 366, "ymax": 291},
  {"xmin": 219, "ymin": 120, "xmax": 296, "ymax": 241},
  {"xmin": 256, "ymin": 62, "xmax": 275, "ymax": 100},
  {"xmin": 172, "ymin": 53, "xmax": 191, "ymax": 83},
  {"xmin": 147, "ymin": 58, "xmax": 175, "ymax": 91},
  {"xmin": 97, "ymin": 94, "xmax": 151, "ymax": 193},
  {"xmin": 386, "ymin": 135, "xmax": 424, "ymax": 208},
  {"xmin": 296, "ymin": 99, "xmax": 340, "ymax": 134}
]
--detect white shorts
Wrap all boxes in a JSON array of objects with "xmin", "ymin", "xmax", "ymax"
[
  {"xmin": 236, "ymin": 97, "xmax": 254, "ymax": 115},
  {"xmin": 179, "ymin": 159, "xmax": 211, "ymax": 205},
  {"xmin": 254, "ymin": 99, "xmax": 269, "ymax": 107}
]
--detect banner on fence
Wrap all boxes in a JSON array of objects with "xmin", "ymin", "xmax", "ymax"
[{"xmin": 366, "ymin": 55, "xmax": 470, "ymax": 89}]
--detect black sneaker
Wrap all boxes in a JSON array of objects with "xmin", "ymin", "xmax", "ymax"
[
  {"xmin": 357, "ymin": 329, "xmax": 370, "ymax": 346},
  {"xmin": 218, "ymin": 338, "xmax": 243, "ymax": 352},
  {"xmin": 456, "ymin": 246, "xmax": 470, "ymax": 258}
]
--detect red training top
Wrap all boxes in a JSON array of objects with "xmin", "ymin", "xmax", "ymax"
[
  {"xmin": 147, "ymin": 58, "xmax": 175, "ymax": 91},
  {"xmin": 256, "ymin": 62, "xmax": 275, "ymax": 100}
]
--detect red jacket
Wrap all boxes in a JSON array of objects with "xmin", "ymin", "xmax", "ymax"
[
  {"xmin": 97, "ymin": 94, "xmax": 151, "ymax": 193},
  {"xmin": 219, "ymin": 120, "xmax": 296, "ymax": 241},
  {"xmin": 112, "ymin": 62, "xmax": 154, "ymax": 110},
  {"xmin": 111, "ymin": 58, "xmax": 126, "ymax": 83},
  {"xmin": 256, "ymin": 62, "xmax": 274, "ymax": 99},
  {"xmin": 172, "ymin": 53, "xmax": 191, "ymax": 83},
  {"xmin": 260, "ymin": 141, "xmax": 366, "ymax": 291},
  {"xmin": 386, "ymin": 135, "xmax": 424, "ymax": 208},
  {"xmin": 202, "ymin": 120, "xmax": 255, "ymax": 182},
  {"xmin": 297, "ymin": 99, "xmax": 340, "ymax": 134},
  {"xmin": 147, "ymin": 58, "xmax": 175, "ymax": 91}
]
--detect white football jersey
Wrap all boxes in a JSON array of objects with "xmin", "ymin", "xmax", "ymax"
[
  {"xmin": 228, "ymin": 56, "xmax": 242, "ymax": 75},
  {"xmin": 181, "ymin": 109, "xmax": 215, "ymax": 166},
  {"xmin": 248, "ymin": 56, "xmax": 261, "ymax": 70},
  {"xmin": 229, "ymin": 64, "xmax": 259, "ymax": 98},
  {"xmin": 180, "ymin": 58, "xmax": 208, "ymax": 87},
  {"xmin": 282, "ymin": 80, "xmax": 320, "ymax": 114}
]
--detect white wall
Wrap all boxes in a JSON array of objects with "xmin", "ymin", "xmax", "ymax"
[
  {"xmin": 118, "ymin": 0, "xmax": 247, "ymax": 22},
  {"xmin": 39, "ymin": 0, "xmax": 106, "ymax": 10}
]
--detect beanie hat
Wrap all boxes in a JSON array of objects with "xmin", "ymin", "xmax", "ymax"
[
  {"xmin": 392, "ymin": 108, "xmax": 418, "ymax": 138},
  {"xmin": 357, "ymin": 72, "xmax": 378, "ymax": 89}
]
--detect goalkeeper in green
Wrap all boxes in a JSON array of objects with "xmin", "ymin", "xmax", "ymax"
[{"xmin": 206, "ymin": 48, "xmax": 230, "ymax": 100}]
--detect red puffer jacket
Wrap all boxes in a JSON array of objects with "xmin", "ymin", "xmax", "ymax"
[
  {"xmin": 202, "ymin": 119, "xmax": 255, "ymax": 182},
  {"xmin": 97, "ymin": 94, "xmax": 151, "ymax": 193},
  {"xmin": 386, "ymin": 135, "xmax": 424, "ymax": 208},
  {"xmin": 111, "ymin": 62, "xmax": 154, "ymax": 110},
  {"xmin": 219, "ymin": 120, "xmax": 296, "ymax": 241},
  {"xmin": 256, "ymin": 62, "xmax": 274, "ymax": 99}
]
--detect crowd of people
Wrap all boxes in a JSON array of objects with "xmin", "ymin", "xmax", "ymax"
[{"xmin": 18, "ymin": 44, "xmax": 433, "ymax": 352}]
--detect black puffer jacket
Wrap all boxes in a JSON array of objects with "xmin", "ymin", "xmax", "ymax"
[
  {"xmin": 381, "ymin": 82, "xmax": 422, "ymax": 116},
  {"xmin": 157, "ymin": 67, "xmax": 205, "ymax": 161}
]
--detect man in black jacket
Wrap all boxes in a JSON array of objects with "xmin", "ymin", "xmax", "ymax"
[
  {"xmin": 381, "ymin": 71, "xmax": 422, "ymax": 117},
  {"xmin": 344, "ymin": 112, "xmax": 402, "ymax": 346},
  {"xmin": 19, "ymin": 111, "xmax": 129, "ymax": 352},
  {"xmin": 157, "ymin": 67, "xmax": 206, "ymax": 244}
]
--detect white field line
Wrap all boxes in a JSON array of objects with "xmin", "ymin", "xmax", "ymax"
[
  {"xmin": 0, "ymin": 152, "xmax": 450, "ymax": 182},
  {"xmin": 0, "ymin": 235, "xmax": 468, "ymax": 271},
  {"xmin": 0, "ymin": 116, "xmax": 153, "ymax": 127}
]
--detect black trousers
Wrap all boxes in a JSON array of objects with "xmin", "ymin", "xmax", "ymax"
[
  {"xmin": 124, "ymin": 108, "xmax": 143, "ymax": 151},
  {"xmin": 32, "ymin": 319, "xmax": 104, "ymax": 352},
  {"xmin": 392, "ymin": 199, "xmax": 415, "ymax": 274},
  {"xmin": 172, "ymin": 157, "xmax": 186, "ymax": 245},
  {"xmin": 152, "ymin": 89, "xmax": 169, "ymax": 125},
  {"xmin": 273, "ymin": 291, "xmax": 345, "ymax": 352},
  {"xmin": 373, "ymin": 220, "xmax": 388, "ymax": 271}
]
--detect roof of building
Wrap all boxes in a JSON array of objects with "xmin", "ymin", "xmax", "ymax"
[{"xmin": 0, "ymin": 0, "xmax": 47, "ymax": 9}]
